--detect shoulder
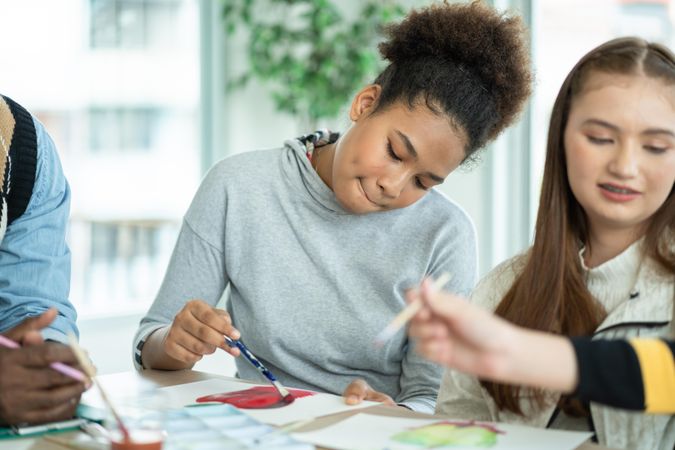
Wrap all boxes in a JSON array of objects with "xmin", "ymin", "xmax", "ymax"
[
  {"xmin": 405, "ymin": 192, "xmax": 479, "ymax": 295},
  {"xmin": 185, "ymin": 148, "xmax": 284, "ymax": 224},
  {"xmin": 191, "ymin": 148, "xmax": 282, "ymax": 200},
  {"xmin": 415, "ymin": 191, "xmax": 478, "ymax": 268},
  {"xmin": 415, "ymin": 189, "xmax": 476, "ymax": 238},
  {"xmin": 642, "ymin": 242, "xmax": 675, "ymax": 284},
  {"xmin": 29, "ymin": 117, "xmax": 68, "ymax": 207},
  {"xmin": 405, "ymin": 191, "xmax": 477, "ymax": 259},
  {"xmin": 33, "ymin": 117, "xmax": 65, "ymax": 177},
  {"xmin": 471, "ymin": 251, "xmax": 530, "ymax": 310},
  {"xmin": 206, "ymin": 148, "xmax": 284, "ymax": 181},
  {"xmin": 12, "ymin": 114, "xmax": 67, "ymax": 220}
]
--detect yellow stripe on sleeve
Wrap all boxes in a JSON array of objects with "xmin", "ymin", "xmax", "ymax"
[{"xmin": 630, "ymin": 338, "xmax": 675, "ymax": 414}]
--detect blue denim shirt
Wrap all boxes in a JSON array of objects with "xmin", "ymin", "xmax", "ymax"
[{"xmin": 0, "ymin": 117, "xmax": 77, "ymax": 343}]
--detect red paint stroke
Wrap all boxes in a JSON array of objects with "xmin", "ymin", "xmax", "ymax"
[{"xmin": 196, "ymin": 386, "xmax": 316, "ymax": 409}]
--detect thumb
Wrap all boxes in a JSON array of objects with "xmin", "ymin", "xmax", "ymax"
[
  {"xmin": 420, "ymin": 278, "xmax": 443, "ymax": 309},
  {"xmin": 22, "ymin": 330, "xmax": 45, "ymax": 346},
  {"xmin": 3, "ymin": 308, "xmax": 57, "ymax": 342}
]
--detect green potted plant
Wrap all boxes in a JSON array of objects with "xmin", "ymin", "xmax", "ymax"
[{"xmin": 222, "ymin": 0, "xmax": 404, "ymax": 130}]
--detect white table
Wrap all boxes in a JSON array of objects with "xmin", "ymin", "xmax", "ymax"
[{"xmin": 0, "ymin": 370, "xmax": 615, "ymax": 450}]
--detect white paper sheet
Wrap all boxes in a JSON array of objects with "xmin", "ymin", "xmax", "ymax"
[
  {"xmin": 156, "ymin": 379, "xmax": 380, "ymax": 426},
  {"xmin": 157, "ymin": 378, "xmax": 258, "ymax": 408},
  {"xmin": 293, "ymin": 413, "xmax": 593, "ymax": 450}
]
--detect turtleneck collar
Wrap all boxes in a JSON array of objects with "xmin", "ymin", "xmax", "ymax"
[
  {"xmin": 579, "ymin": 239, "xmax": 644, "ymax": 315},
  {"xmin": 283, "ymin": 136, "xmax": 352, "ymax": 215}
]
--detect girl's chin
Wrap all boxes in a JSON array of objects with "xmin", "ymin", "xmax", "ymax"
[{"xmin": 337, "ymin": 198, "xmax": 371, "ymax": 214}]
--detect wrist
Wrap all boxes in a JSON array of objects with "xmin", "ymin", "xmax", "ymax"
[
  {"xmin": 140, "ymin": 326, "xmax": 169, "ymax": 369},
  {"xmin": 505, "ymin": 328, "xmax": 577, "ymax": 392},
  {"xmin": 145, "ymin": 326, "xmax": 196, "ymax": 371},
  {"xmin": 492, "ymin": 324, "xmax": 527, "ymax": 383}
]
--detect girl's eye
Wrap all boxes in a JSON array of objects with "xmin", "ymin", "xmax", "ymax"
[
  {"xmin": 645, "ymin": 145, "xmax": 668, "ymax": 154},
  {"xmin": 387, "ymin": 141, "xmax": 401, "ymax": 161},
  {"xmin": 414, "ymin": 177, "xmax": 428, "ymax": 191},
  {"xmin": 587, "ymin": 136, "xmax": 613, "ymax": 145}
]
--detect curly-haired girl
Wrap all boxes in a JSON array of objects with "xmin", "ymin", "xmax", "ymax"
[{"xmin": 133, "ymin": 0, "xmax": 532, "ymax": 412}]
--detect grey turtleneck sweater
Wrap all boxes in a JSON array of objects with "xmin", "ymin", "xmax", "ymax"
[{"xmin": 134, "ymin": 138, "xmax": 477, "ymax": 413}]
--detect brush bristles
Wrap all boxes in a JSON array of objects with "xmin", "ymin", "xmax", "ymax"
[{"xmin": 272, "ymin": 380, "xmax": 294, "ymax": 404}]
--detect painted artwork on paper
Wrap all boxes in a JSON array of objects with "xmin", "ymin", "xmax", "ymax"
[
  {"xmin": 391, "ymin": 420, "xmax": 505, "ymax": 448},
  {"xmin": 196, "ymin": 386, "xmax": 315, "ymax": 409}
]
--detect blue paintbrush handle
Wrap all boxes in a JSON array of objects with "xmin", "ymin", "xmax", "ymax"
[
  {"xmin": 224, "ymin": 336, "xmax": 277, "ymax": 382},
  {"xmin": 224, "ymin": 335, "xmax": 293, "ymax": 402}
]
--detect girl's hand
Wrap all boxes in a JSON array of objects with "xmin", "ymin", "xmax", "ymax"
[
  {"xmin": 162, "ymin": 300, "xmax": 241, "ymax": 364},
  {"xmin": 409, "ymin": 280, "xmax": 578, "ymax": 393},
  {"xmin": 408, "ymin": 279, "xmax": 515, "ymax": 381},
  {"xmin": 342, "ymin": 379, "xmax": 396, "ymax": 406}
]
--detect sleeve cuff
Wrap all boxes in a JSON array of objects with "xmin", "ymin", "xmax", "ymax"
[
  {"xmin": 397, "ymin": 398, "xmax": 436, "ymax": 414},
  {"xmin": 571, "ymin": 337, "xmax": 644, "ymax": 410},
  {"xmin": 42, "ymin": 317, "xmax": 78, "ymax": 344},
  {"xmin": 41, "ymin": 328, "xmax": 68, "ymax": 344},
  {"xmin": 133, "ymin": 325, "xmax": 165, "ymax": 370}
]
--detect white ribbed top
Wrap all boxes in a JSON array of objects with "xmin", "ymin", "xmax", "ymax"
[{"xmin": 579, "ymin": 239, "xmax": 644, "ymax": 315}]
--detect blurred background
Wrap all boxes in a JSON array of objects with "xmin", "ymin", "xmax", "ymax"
[{"xmin": 0, "ymin": 0, "xmax": 673, "ymax": 375}]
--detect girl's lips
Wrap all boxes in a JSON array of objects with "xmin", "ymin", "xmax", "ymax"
[
  {"xmin": 598, "ymin": 183, "xmax": 640, "ymax": 194},
  {"xmin": 359, "ymin": 180, "xmax": 383, "ymax": 207},
  {"xmin": 598, "ymin": 183, "xmax": 641, "ymax": 202}
]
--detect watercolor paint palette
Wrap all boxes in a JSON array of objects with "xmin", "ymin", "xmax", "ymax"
[{"xmin": 156, "ymin": 404, "xmax": 313, "ymax": 450}]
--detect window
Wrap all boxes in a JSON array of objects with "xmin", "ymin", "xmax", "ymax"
[
  {"xmin": 90, "ymin": 0, "xmax": 181, "ymax": 49},
  {"xmin": 89, "ymin": 108, "xmax": 159, "ymax": 153},
  {"xmin": 71, "ymin": 221, "xmax": 177, "ymax": 314},
  {"xmin": 0, "ymin": 0, "xmax": 201, "ymax": 318}
]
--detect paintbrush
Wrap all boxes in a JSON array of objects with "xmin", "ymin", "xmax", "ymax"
[
  {"xmin": 66, "ymin": 333, "xmax": 131, "ymax": 442},
  {"xmin": 0, "ymin": 335, "xmax": 88, "ymax": 384},
  {"xmin": 373, "ymin": 272, "xmax": 452, "ymax": 347},
  {"xmin": 224, "ymin": 336, "xmax": 295, "ymax": 405}
]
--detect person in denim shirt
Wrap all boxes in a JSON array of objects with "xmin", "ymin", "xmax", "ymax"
[{"xmin": 0, "ymin": 95, "xmax": 85, "ymax": 425}]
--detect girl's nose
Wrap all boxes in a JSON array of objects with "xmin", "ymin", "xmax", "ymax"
[
  {"xmin": 607, "ymin": 143, "xmax": 639, "ymax": 179},
  {"xmin": 377, "ymin": 169, "xmax": 408, "ymax": 199}
]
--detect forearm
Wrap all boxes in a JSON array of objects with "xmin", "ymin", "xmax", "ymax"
[
  {"xmin": 140, "ymin": 326, "xmax": 195, "ymax": 371},
  {"xmin": 498, "ymin": 327, "xmax": 578, "ymax": 393}
]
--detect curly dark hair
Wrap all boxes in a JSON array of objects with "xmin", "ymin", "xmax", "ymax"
[{"xmin": 373, "ymin": 0, "xmax": 532, "ymax": 161}]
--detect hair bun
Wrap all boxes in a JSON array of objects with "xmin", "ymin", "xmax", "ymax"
[{"xmin": 379, "ymin": 1, "xmax": 532, "ymax": 140}]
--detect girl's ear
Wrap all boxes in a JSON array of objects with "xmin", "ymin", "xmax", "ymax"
[{"xmin": 349, "ymin": 85, "xmax": 382, "ymax": 122}]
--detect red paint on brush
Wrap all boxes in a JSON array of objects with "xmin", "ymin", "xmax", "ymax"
[{"xmin": 196, "ymin": 386, "xmax": 315, "ymax": 409}]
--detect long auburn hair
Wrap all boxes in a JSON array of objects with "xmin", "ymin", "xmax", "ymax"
[{"xmin": 482, "ymin": 37, "xmax": 675, "ymax": 414}]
